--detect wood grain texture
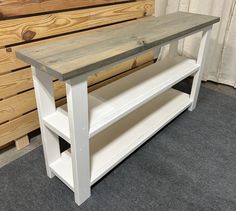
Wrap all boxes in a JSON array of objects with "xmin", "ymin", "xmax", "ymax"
[
  {"xmin": 0, "ymin": 17, "xmax": 154, "ymax": 74},
  {"xmin": 0, "ymin": 80, "xmax": 65, "ymax": 124},
  {"xmin": 16, "ymin": 12, "xmax": 220, "ymax": 81},
  {"xmin": 0, "ymin": 47, "xmax": 27, "ymax": 75},
  {"xmin": 0, "ymin": 0, "xmax": 131, "ymax": 18},
  {"xmin": 0, "ymin": 110, "xmax": 39, "ymax": 147},
  {"xmin": 0, "ymin": 97, "xmax": 65, "ymax": 147},
  {"xmin": 0, "ymin": 68, "xmax": 32, "ymax": 99},
  {"xmin": 0, "ymin": 0, "xmax": 153, "ymax": 149},
  {"xmin": 0, "ymin": 28, "xmax": 100, "ymax": 74},
  {"xmin": 0, "ymin": 51, "xmax": 153, "ymax": 99},
  {"xmin": 0, "ymin": 0, "xmax": 153, "ymax": 46}
]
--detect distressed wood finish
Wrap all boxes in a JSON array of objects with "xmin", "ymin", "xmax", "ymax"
[
  {"xmin": 0, "ymin": 0, "xmax": 131, "ymax": 18},
  {"xmin": 0, "ymin": 0, "xmax": 153, "ymax": 46},
  {"xmin": 16, "ymin": 12, "xmax": 220, "ymax": 81}
]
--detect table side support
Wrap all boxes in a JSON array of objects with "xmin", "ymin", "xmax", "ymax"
[
  {"xmin": 169, "ymin": 40, "xmax": 179, "ymax": 57},
  {"xmin": 153, "ymin": 46, "xmax": 161, "ymax": 62},
  {"xmin": 66, "ymin": 76, "xmax": 91, "ymax": 205},
  {"xmin": 189, "ymin": 27, "xmax": 212, "ymax": 111},
  {"xmin": 32, "ymin": 67, "xmax": 60, "ymax": 178}
]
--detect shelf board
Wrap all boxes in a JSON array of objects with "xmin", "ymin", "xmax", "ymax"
[
  {"xmin": 43, "ymin": 56, "xmax": 198, "ymax": 143},
  {"xmin": 49, "ymin": 88, "xmax": 191, "ymax": 190}
]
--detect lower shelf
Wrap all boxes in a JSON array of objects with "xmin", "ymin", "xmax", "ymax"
[{"xmin": 50, "ymin": 88, "xmax": 192, "ymax": 191}]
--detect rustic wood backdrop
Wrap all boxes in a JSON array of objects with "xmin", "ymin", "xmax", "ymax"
[{"xmin": 0, "ymin": 0, "xmax": 155, "ymax": 149}]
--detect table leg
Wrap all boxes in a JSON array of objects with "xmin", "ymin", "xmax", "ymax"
[
  {"xmin": 189, "ymin": 27, "xmax": 212, "ymax": 111},
  {"xmin": 169, "ymin": 40, "xmax": 179, "ymax": 57},
  {"xmin": 32, "ymin": 67, "xmax": 60, "ymax": 178},
  {"xmin": 66, "ymin": 75, "xmax": 91, "ymax": 205}
]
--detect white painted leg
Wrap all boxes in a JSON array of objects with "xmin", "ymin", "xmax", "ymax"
[
  {"xmin": 189, "ymin": 27, "xmax": 212, "ymax": 111},
  {"xmin": 32, "ymin": 67, "xmax": 60, "ymax": 178},
  {"xmin": 66, "ymin": 76, "xmax": 91, "ymax": 205},
  {"xmin": 153, "ymin": 46, "xmax": 161, "ymax": 62},
  {"xmin": 169, "ymin": 40, "xmax": 179, "ymax": 57}
]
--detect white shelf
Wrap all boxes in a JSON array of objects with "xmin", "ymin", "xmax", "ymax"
[
  {"xmin": 49, "ymin": 88, "xmax": 191, "ymax": 190},
  {"xmin": 43, "ymin": 56, "xmax": 198, "ymax": 143}
]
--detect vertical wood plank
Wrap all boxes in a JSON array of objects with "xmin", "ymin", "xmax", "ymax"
[
  {"xmin": 189, "ymin": 27, "xmax": 212, "ymax": 111},
  {"xmin": 66, "ymin": 76, "xmax": 91, "ymax": 205},
  {"xmin": 32, "ymin": 67, "xmax": 60, "ymax": 178}
]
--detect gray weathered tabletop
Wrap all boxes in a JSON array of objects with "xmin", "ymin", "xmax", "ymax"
[{"xmin": 16, "ymin": 12, "xmax": 220, "ymax": 81}]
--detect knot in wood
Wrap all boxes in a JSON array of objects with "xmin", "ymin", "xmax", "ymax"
[
  {"xmin": 22, "ymin": 30, "xmax": 36, "ymax": 41},
  {"xmin": 6, "ymin": 47, "xmax": 12, "ymax": 52},
  {"xmin": 137, "ymin": 37, "xmax": 146, "ymax": 45}
]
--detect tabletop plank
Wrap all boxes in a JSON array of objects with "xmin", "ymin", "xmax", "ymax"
[{"xmin": 16, "ymin": 12, "xmax": 220, "ymax": 81}]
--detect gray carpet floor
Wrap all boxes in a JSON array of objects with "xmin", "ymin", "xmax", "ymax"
[{"xmin": 1, "ymin": 82, "xmax": 236, "ymax": 211}]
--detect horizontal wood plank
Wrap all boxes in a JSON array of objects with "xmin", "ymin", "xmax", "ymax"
[
  {"xmin": 16, "ymin": 12, "xmax": 219, "ymax": 80},
  {"xmin": 0, "ymin": 0, "xmax": 153, "ymax": 74},
  {"xmin": 0, "ymin": 67, "xmax": 32, "ymax": 99},
  {"xmin": 0, "ymin": 47, "xmax": 27, "ymax": 75},
  {"xmin": 0, "ymin": 30, "xmax": 95, "ymax": 74},
  {"xmin": 0, "ymin": 81, "xmax": 65, "ymax": 124},
  {"xmin": 0, "ymin": 51, "xmax": 153, "ymax": 99},
  {"xmin": 0, "ymin": 97, "xmax": 67, "ymax": 147},
  {"xmin": 0, "ymin": 0, "xmax": 131, "ymax": 18},
  {"xmin": 0, "ymin": 0, "xmax": 154, "ymax": 47},
  {"xmin": 0, "ymin": 110, "xmax": 39, "ymax": 147},
  {"xmin": 0, "ymin": 25, "xmax": 128, "ymax": 74}
]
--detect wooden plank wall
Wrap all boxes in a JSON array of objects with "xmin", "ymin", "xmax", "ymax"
[{"xmin": 0, "ymin": 0, "xmax": 155, "ymax": 148}]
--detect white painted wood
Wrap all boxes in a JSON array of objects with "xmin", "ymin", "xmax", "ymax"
[
  {"xmin": 65, "ymin": 76, "xmax": 91, "ymax": 205},
  {"xmin": 32, "ymin": 67, "xmax": 60, "ymax": 178},
  {"xmin": 169, "ymin": 41, "xmax": 179, "ymax": 57},
  {"xmin": 43, "ymin": 56, "xmax": 199, "ymax": 143},
  {"xmin": 189, "ymin": 27, "xmax": 212, "ymax": 111},
  {"xmin": 153, "ymin": 46, "xmax": 162, "ymax": 60},
  {"xmin": 154, "ymin": 0, "xmax": 168, "ymax": 17},
  {"xmin": 49, "ymin": 88, "xmax": 191, "ymax": 189}
]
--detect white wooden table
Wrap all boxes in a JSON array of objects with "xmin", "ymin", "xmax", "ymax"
[{"xmin": 16, "ymin": 11, "xmax": 219, "ymax": 206}]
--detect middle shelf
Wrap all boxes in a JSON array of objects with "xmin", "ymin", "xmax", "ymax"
[{"xmin": 43, "ymin": 55, "xmax": 199, "ymax": 143}]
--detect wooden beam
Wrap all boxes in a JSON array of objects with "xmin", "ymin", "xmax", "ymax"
[
  {"xmin": 0, "ymin": 0, "xmax": 131, "ymax": 18},
  {"xmin": 0, "ymin": 0, "xmax": 154, "ymax": 46}
]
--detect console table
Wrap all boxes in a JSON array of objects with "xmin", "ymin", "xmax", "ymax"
[{"xmin": 16, "ymin": 12, "xmax": 219, "ymax": 206}]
